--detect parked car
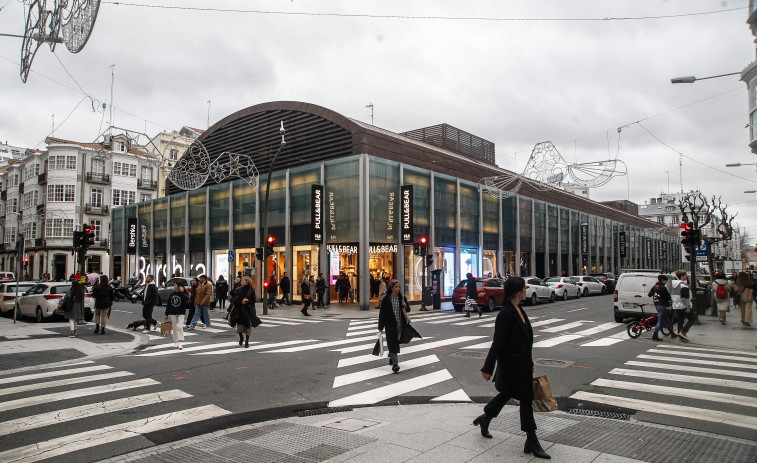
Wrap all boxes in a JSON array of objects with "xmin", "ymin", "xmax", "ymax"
[
  {"xmin": 590, "ymin": 272, "xmax": 616, "ymax": 291},
  {"xmin": 16, "ymin": 282, "xmax": 94, "ymax": 323},
  {"xmin": 543, "ymin": 277, "xmax": 581, "ymax": 300},
  {"xmin": 0, "ymin": 281, "xmax": 37, "ymax": 316},
  {"xmin": 613, "ymin": 270, "xmax": 662, "ymax": 322},
  {"xmin": 0, "ymin": 272, "xmax": 16, "ymax": 282},
  {"xmin": 451, "ymin": 277, "xmax": 505, "ymax": 312},
  {"xmin": 524, "ymin": 276, "xmax": 556, "ymax": 305},
  {"xmin": 569, "ymin": 276, "xmax": 607, "ymax": 296},
  {"xmin": 157, "ymin": 277, "xmax": 194, "ymax": 305}
]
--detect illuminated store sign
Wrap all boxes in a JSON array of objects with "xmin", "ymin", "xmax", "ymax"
[
  {"xmin": 401, "ymin": 185, "xmax": 413, "ymax": 243},
  {"xmin": 618, "ymin": 231, "xmax": 626, "ymax": 257},
  {"xmin": 140, "ymin": 224, "xmax": 149, "ymax": 252},
  {"xmin": 127, "ymin": 218, "xmax": 137, "ymax": 255},
  {"xmin": 312, "ymin": 185, "xmax": 323, "ymax": 243},
  {"xmin": 580, "ymin": 223, "xmax": 588, "ymax": 255},
  {"xmin": 326, "ymin": 244, "xmax": 398, "ymax": 254}
]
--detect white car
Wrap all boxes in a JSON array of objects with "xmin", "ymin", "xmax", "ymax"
[
  {"xmin": 0, "ymin": 281, "xmax": 37, "ymax": 315},
  {"xmin": 524, "ymin": 277, "xmax": 556, "ymax": 305},
  {"xmin": 17, "ymin": 282, "xmax": 94, "ymax": 323},
  {"xmin": 543, "ymin": 277, "xmax": 581, "ymax": 300},
  {"xmin": 569, "ymin": 276, "xmax": 607, "ymax": 296}
]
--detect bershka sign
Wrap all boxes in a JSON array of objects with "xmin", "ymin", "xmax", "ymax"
[
  {"xmin": 580, "ymin": 223, "xmax": 588, "ymax": 255},
  {"xmin": 618, "ymin": 231, "xmax": 626, "ymax": 258},
  {"xmin": 311, "ymin": 185, "xmax": 323, "ymax": 243},
  {"xmin": 127, "ymin": 217, "xmax": 137, "ymax": 255},
  {"xmin": 140, "ymin": 223, "xmax": 149, "ymax": 252},
  {"xmin": 401, "ymin": 185, "xmax": 413, "ymax": 243}
]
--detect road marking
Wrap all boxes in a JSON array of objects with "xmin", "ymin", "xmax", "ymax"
[
  {"xmin": 609, "ymin": 368, "xmax": 756, "ymax": 390},
  {"xmin": 637, "ymin": 354, "xmax": 757, "ymax": 371},
  {"xmin": 0, "ymin": 390, "xmax": 191, "ymax": 436},
  {"xmin": 431, "ymin": 389, "xmax": 471, "ymax": 402},
  {"xmin": 348, "ymin": 319, "xmax": 379, "ymax": 327},
  {"xmin": 569, "ymin": 391, "xmax": 757, "ymax": 430},
  {"xmin": 580, "ymin": 337, "xmax": 625, "ymax": 347},
  {"xmin": 625, "ymin": 361, "xmax": 757, "ymax": 379},
  {"xmin": 346, "ymin": 329, "xmax": 378, "ymax": 337},
  {"xmin": 255, "ymin": 317, "xmax": 302, "ymax": 325},
  {"xmin": 541, "ymin": 321, "xmax": 586, "ymax": 333},
  {"xmin": 333, "ymin": 355, "xmax": 439, "ymax": 388},
  {"xmin": 136, "ymin": 341, "xmax": 260, "ymax": 356},
  {"xmin": 647, "ymin": 348, "xmax": 757, "ymax": 364},
  {"xmin": 572, "ymin": 322, "xmax": 621, "ymax": 336},
  {"xmin": 529, "ymin": 318, "xmax": 565, "ymax": 328},
  {"xmin": 193, "ymin": 339, "xmax": 319, "ymax": 355},
  {"xmin": 461, "ymin": 341, "xmax": 492, "ymax": 350},
  {"xmin": 451, "ymin": 317, "xmax": 496, "ymax": 326},
  {"xmin": 424, "ymin": 315, "xmax": 472, "ymax": 324},
  {"xmin": 0, "ymin": 405, "xmax": 230, "ymax": 463},
  {"xmin": 142, "ymin": 342, "xmax": 200, "ymax": 351},
  {"xmin": 0, "ymin": 371, "xmax": 134, "ymax": 396},
  {"xmin": 0, "ymin": 379, "xmax": 159, "ymax": 413},
  {"xmin": 532, "ymin": 334, "xmax": 583, "ymax": 348},
  {"xmin": 329, "ymin": 370, "xmax": 453, "ymax": 407},
  {"xmin": 148, "ymin": 332, "xmax": 197, "ymax": 340},
  {"xmin": 653, "ymin": 343, "xmax": 757, "ymax": 358},
  {"xmin": 592, "ymin": 378, "xmax": 757, "ymax": 408},
  {"xmin": 337, "ymin": 336, "xmax": 486, "ymax": 368},
  {"xmin": 264, "ymin": 335, "xmax": 377, "ymax": 353},
  {"xmin": 0, "ymin": 365, "xmax": 112, "ymax": 385},
  {"xmin": 566, "ymin": 307, "xmax": 588, "ymax": 313}
]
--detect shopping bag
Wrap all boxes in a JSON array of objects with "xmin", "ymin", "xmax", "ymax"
[
  {"xmin": 532, "ymin": 376, "xmax": 557, "ymax": 412},
  {"xmin": 160, "ymin": 321, "xmax": 172, "ymax": 337},
  {"xmin": 371, "ymin": 332, "xmax": 385, "ymax": 357}
]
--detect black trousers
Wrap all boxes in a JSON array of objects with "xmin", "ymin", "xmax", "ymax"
[
  {"xmin": 142, "ymin": 305, "xmax": 154, "ymax": 325},
  {"xmin": 483, "ymin": 392, "xmax": 536, "ymax": 433},
  {"xmin": 186, "ymin": 305, "xmax": 205, "ymax": 325}
]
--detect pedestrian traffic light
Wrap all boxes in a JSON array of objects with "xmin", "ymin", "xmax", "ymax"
[
  {"xmin": 263, "ymin": 280, "xmax": 269, "ymax": 289},
  {"xmin": 81, "ymin": 224, "xmax": 95, "ymax": 247},
  {"xmin": 265, "ymin": 235, "xmax": 275, "ymax": 256},
  {"xmin": 255, "ymin": 247, "xmax": 264, "ymax": 261},
  {"xmin": 680, "ymin": 222, "xmax": 692, "ymax": 246},
  {"xmin": 413, "ymin": 243, "xmax": 420, "ymax": 255},
  {"xmin": 73, "ymin": 231, "xmax": 82, "ymax": 248},
  {"xmin": 425, "ymin": 254, "xmax": 433, "ymax": 266},
  {"xmin": 23, "ymin": 257, "xmax": 29, "ymax": 269},
  {"xmin": 419, "ymin": 236, "xmax": 428, "ymax": 256}
]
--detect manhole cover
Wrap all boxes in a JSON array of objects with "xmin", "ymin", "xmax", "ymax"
[
  {"xmin": 322, "ymin": 418, "xmax": 381, "ymax": 432},
  {"xmin": 534, "ymin": 358, "xmax": 574, "ymax": 368},
  {"xmin": 450, "ymin": 351, "xmax": 487, "ymax": 359}
]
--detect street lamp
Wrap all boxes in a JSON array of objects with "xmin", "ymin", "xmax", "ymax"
[
  {"xmin": 725, "ymin": 163, "xmax": 757, "ymax": 167},
  {"xmin": 745, "ymin": 190, "xmax": 757, "ymax": 193},
  {"xmin": 670, "ymin": 72, "xmax": 740, "ymax": 84},
  {"xmin": 260, "ymin": 121, "xmax": 286, "ymax": 315}
]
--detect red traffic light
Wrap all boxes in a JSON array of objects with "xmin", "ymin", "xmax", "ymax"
[
  {"xmin": 23, "ymin": 257, "xmax": 29, "ymax": 263},
  {"xmin": 266, "ymin": 235, "xmax": 275, "ymax": 244},
  {"xmin": 419, "ymin": 236, "xmax": 428, "ymax": 245},
  {"xmin": 263, "ymin": 281, "xmax": 269, "ymax": 288}
]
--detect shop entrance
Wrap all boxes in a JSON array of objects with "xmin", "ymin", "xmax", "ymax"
[
  {"xmin": 369, "ymin": 244, "xmax": 397, "ymax": 302},
  {"xmin": 293, "ymin": 245, "xmax": 319, "ymax": 298},
  {"xmin": 53, "ymin": 254, "xmax": 67, "ymax": 281},
  {"xmin": 328, "ymin": 244, "xmax": 358, "ymax": 302}
]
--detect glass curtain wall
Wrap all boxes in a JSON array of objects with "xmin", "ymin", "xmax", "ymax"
[
  {"xmin": 571, "ymin": 210, "xmax": 579, "ymax": 275},
  {"xmin": 459, "ymin": 180, "xmax": 479, "ymax": 279},
  {"xmin": 534, "ymin": 200, "xmax": 546, "ymax": 277},
  {"xmin": 290, "ymin": 165, "xmax": 321, "ymax": 298},
  {"xmin": 434, "ymin": 174, "xmax": 457, "ymax": 296},
  {"xmin": 170, "ymin": 194, "xmax": 186, "ymax": 277},
  {"xmin": 209, "ymin": 183, "xmax": 230, "ymax": 283},
  {"xmin": 368, "ymin": 159, "xmax": 399, "ymax": 299},
  {"xmin": 482, "ymin": 192, "xmax": 499, "ymax": 278},
  {"xmin": 547, "ymin": 204, "xmax": 558, "ymax": 277},
  {"xmin": 153, "ymin": 198, "xmax": 167, "ymax": 285},
  {"xmin": 519, "ymin": 197, "xmax": 532, "ymax": 276},
  {"xmin": 559, "ymin": 207, "xmax": 569, "ymax": 275},
  {"xmin": 502, "ymin": 196, "xmax": 517, "ymax": 276},
  {"xmin": 325, "ymin": 157, "xmax": 360, "ymax": 299},
  {"xmin": 137, "ymin": 203, "xmax": 151, "ymax": 284},
  {"xmin": 403, "ymin": 167, "xmax": 430, "ymax": 300},
  {"xmin": 111, "ymin": 207, "xmax": 123, "ymax": 280},
  {"xmin": 188, "ymin": 189, "xmax": 206, "ymax": 277}
]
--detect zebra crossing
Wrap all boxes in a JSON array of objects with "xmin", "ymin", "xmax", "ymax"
[
  {"xmin": 0, "ymin": 360, "xmax": 229, "ymax": 462},
  {"xmin": 570, "ymin": 343, "xmax": 757, "ymax": 431}
]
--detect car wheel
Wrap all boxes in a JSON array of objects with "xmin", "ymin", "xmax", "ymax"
[
  {"xmin": 530, "ymin": 293, "xmax": 538, "ymax": 306},
  {"xmin": 583, "ymin": 288, "xmax": 589, "ymax": 297},
  {"xmin": 549, "ymin": 292, "xmax": 555, "ymax": 303},
  {"xmin": 35, "ymin": 307, "xmax": 43, "ymax": 323},
  {"xmin": 601, "ymin": 286, "xmax": 607, "ymax": 295},
  {"xmin": 614, "ymin": 314, "xmax": 624, "ymax": 323},
  {"xmin": 561, "ymin": 290, "xmax": 568, "ymax": 301},
  {"xmin": 487, "ymin": 298, "xmax": 495, "ymax": 312}
]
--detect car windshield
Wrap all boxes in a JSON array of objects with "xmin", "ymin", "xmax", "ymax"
[
  {"xmin": 569, "ymin": 277, "xmax": 581, "ymax": 283},
  {"xmin": 51, "ymin": 285, "xmax": 71, "ymax": 295},
  {"xmin": 28, "ymin": 284, "xmax": 48, "ymax": 295},
  {"xmin": 456, "ymin": 280, "xmax": 467, "ymax": 288},
  {"xmin": 544, "ymin": 277, "xmax": 561, "ymax": 283}
]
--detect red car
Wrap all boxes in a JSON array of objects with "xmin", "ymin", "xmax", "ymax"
[{"xmin": 451, "ymin": 278, "xmax": 505, "ymax": 312}]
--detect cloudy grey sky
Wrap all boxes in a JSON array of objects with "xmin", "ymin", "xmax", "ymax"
[{"xmin": 1, "ymin": 0, "xmax": 756, "ymax": 240}]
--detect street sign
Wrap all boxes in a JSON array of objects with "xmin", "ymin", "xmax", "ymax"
[
  {"xmin": 228, "ymin": 250, "xmax": 235, "ymax": 262},
  {"xmin": 695, "ymin": 238, "xmax": 709, "ymax": 263}
]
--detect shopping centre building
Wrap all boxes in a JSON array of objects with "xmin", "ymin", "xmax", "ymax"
[{"xmin": 110, "ymin": 101, "xmax": 679, "ymax": 309}]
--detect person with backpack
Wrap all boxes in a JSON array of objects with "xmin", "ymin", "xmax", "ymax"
[
  {"xmin": 711, "ymin": 272, "xmax": 731, "ymax": 325},
  {"xmin": 648, "ymin": 274, "xmax": 677, "ymax": 341},
  {"xmin": 671, "ymin": 270, "xmax": 694, "ymax": 342},
  {"xmin": 92, "ymin": 275, "xmax": 114, "ymax": 335}
]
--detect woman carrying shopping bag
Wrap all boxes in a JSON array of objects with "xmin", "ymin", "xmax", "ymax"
[{"xmin": 378, "ymin": 280, "xmax": 410, "ymax": 373}]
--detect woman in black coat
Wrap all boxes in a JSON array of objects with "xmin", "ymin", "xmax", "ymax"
[
  {"xmin": 473, "ymin": 277, "xmax": 550, "ymax": 459},
  {"xmin": 231, "ymin": 276, "xmax": 256, "ymax": 348},
  {"xmin": 378, "ymin": 280, "xmax": 409, "ymax": 373},
  {"xmin": 215, "ymin": 275, "xmax": 229, "ymax": 310}
]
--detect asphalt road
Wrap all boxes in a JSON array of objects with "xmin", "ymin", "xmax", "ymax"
[{"xmin": 3, "ymin": 293, "xmax": 756, "ymax": 462}]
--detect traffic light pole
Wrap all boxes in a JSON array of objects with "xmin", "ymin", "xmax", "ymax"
[
  {"xmin": 420, "ymin": 254, "xmax": 428, "ymax": 311},
  {"xmin": 261, "ymin": 124, "xmax": 286, "ymax": 315}
]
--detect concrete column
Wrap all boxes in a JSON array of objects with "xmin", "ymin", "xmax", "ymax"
[{"xmin": 359, "ymin": 154, "xmax": 370, "ymax": 310}]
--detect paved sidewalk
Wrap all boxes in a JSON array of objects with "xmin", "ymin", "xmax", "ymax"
[{"xmin": 97, "ymin": 402, "xmax": 757, "ymax": 463}]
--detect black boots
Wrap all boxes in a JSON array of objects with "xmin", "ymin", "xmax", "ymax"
[
  {"xmin": 472, "ymin": 414, "xmax": 492, "ymax": 438},
  {"xmin": 244, "ymin": 335, "xmax": 250, "ymax": 348},
  {"xmin": 94, "ymin": 325, "xmax": 100, "ymax": 334},
  {"xmin": 525, "ymin": 432, "xmax": 551, "ymax": 459},
  {"xmin": 301, "ymin": 308, "xmax": 311, "ymax": 316},
  {"xmin": 239, "ymin": 333, "xmax": 244, "ymax": 346}
]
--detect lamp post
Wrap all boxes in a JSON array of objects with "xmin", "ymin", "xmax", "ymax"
[
  {"xmin": 725, "ymin": 163, "xmax": 757, "ymax": 167},
  {"xmin": 670, "ymin": 72, "xmax": 740, "ymax": 84},
  {"xmin": 261, "ymin": 122, "xmax": 286, "ymax": 315}
]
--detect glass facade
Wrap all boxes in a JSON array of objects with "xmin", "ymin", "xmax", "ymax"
[{"xmin": 434, "ymin": 174, "xmax": 457, "ymax": 247}]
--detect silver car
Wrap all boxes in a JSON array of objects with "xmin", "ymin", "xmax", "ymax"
[
  {"xmin": 524, "ymin": 276, "xmax": 556, "ymax": 305},
  {"xmin": 0, "ymin": 281, "xmax": 37, "ymax": 315},
  {"xmin": 543, "ymin": 277, "xmax": 581, "ymax": 300},
  {"xmin": 17, "ymin": 282, "xmax": 94, "ymax": 322},
  {"xmin": 569, "ymin": 276, "xmax": 607, "ymax": 296}
]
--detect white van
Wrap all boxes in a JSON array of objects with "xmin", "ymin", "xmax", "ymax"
[{"xmin": 613, "ymin": 269, "xmax": 663, "ymax": 322}]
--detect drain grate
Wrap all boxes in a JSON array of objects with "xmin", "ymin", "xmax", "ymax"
[
  {"xmin": 450, "ymin": 351, "xmax": 486, "ymax": 359},
  {"xmin": 296, "ymin": 406, "xmax": 352, "ymax": 417},
  {"xmin": 568, "ymin": 408, "xmax": 630, "ymax": 421},
  {"xmin": 534, "ymin": 358, "xmax": 574, "ymax": 368}
]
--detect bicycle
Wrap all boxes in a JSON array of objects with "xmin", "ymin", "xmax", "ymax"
[{"xmin": 626, "ymin": 303, "xmax": 671, "ymax": 339}]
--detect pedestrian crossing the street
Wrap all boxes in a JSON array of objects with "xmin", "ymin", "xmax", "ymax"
[
  {"xmin": 570, "ymin": 343, "xmax": 757, "ymax": 431},
  {"xmin": 0, "ymin": 361, "xmax": 230, "ymax": 462}
]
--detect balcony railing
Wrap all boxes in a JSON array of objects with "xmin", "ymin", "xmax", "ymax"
[
  {"xmin": 38, "ymin": 172, "xmax": 47, "ymax": 184},
  {"xmin": 86, "ymin": 173, "xmax": 111, "ymax": 184},
  {"xmin": 137, "ymin": 179, "xmax": 158, "ymax": 190},
  {"xmin": 85, "ymin": 204, "xmax": 110, "ymax": 215}
]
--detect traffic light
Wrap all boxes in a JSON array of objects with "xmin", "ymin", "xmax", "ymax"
[
  {"xmin": 255, "ymin": 247, "xmax": 264, "ymax": 261},
  {"xmin": 81, "ymin": 224, "xmax": 95, "ymax": 247},
  {"xmin": 73, "ymin": 231, "xmax": 82, "ymax": 248},
  {"xmin": 265, "ymin": 235, "xmax": 275, "ymax": 256},
  {"xmin": 425, "ymin": 254, "xmax": 433, "ymax": 266},
  {"xmin": 419, "ymin": 236, "xmax": 428, "ymax": 256},
  {"xmin": 263, "ymin": 280, "xmax": 269, "ymax": 289},
  {"xmin": 23, "ymin": 257, "xmax": 29, "ymax": 269},
  {"xmin": 413, "ymin": 243, "xmax": 420, "ymax": 255},
  {"xmin": 680, "ymin": 222, "xmax": 692, "ymax": 260},
  {"xmin": 689, "ymin": 228, "xmax": 702, "ymax": 248}
]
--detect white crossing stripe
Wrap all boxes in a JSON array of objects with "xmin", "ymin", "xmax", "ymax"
[
  {"xmin": 580, "ymin": 337, "xmax": 625, "ymax": 347},
  {"xmin": 452, "ymin": 317, "xmax": 495, "ymax": 326},
  {"xmin": 0, "ymin": 405, "xmax": 230, "ymax": 463},
  {"xmin": 0, "ymin": 365, "xmax": 112, "ymax": 385},
  {"xmin": 148, "ymin": 332, "xmax": 197, "ymax": 340},
  {"xmin": 636, "ymin": 354, "xmax": 757, "ymax": 371},
  {"xmin": 338, "ymin": 336, "xmax": 486, "ymax": 368},
  {"xmin": 256, "ymin": 317, "xmax": 302, "ymax": 325},
  {"xmin": 0, "ymin": 371, "xmax": 134, "ymax": 396},
  {"xmin": 0, "ymin": 390, "xmax": 192, "ymax": 436},
  {"xmin": 0, "ymin": 378, "xmax": 159, "ymax": 413},
  {"xmin": 193, "ymin": 339, "xmax": 319, "ymax": 355},
  {"xmin": 569, "ymin": 391, "xmax": 757, "ymax": 431},
  {"xmin": 572, "ymin": 322, "xmax": 621, "ymax": 337},
  {"xmin": 461, "ymin": 341, "xmax": 492, "ymax": 350},
  {"xmin": 609, "ymin": 368, "xmax": 756, "ymax": 391},
  {"xmin": 529, "ymin": 319, "xmax": 565, "ymax": 328},
  {"xmin": 477, "ymin": 315, "xmax": 542, "ymax": 329},
  {"xmin": 541, "ymin": 321, "xmax": 586, "ymax": 333},
  {"xmin": 647, "ymin": 348, "xmax": 757, "ymax": 364},
  {"xmin": 264, "ymin": 315, "xmax": 325, "ymax": 324},
  {"xmin": 431, "ymin": 389, "xmax": 472, "ymax": 402},
  {"xmin": 592, "ymin": 378, "xmax": 757, "ymax": 408},
  {"xmin": 348, "ymin": 319, "xmax": 379, "ymax": 327},
  {"xmin": 196, "ymin": 327, "xmax": 226, "ymax": 333},
  {"xmin": 423, "ymin": 315, "xmax": 471, "ymax": 324},
  {"xmin": 136, "ymin": 341, "xmax": 259, "ymax": 356},
  {"xmin": 654, "ymin": 343, "xmax": 757, "ymax": 358},
  {"xmin": 142, "ymin": 342, "xmax": 200, "ymax": 351},
  {"xmin": 625, "ymin": 361, "xmax": 757, "ymax": 379},
  {"xmin": 329, "ymin": 370, "xmax": 453, "ymax": 407},
  {"xmin": 333, "ymin": 355, "xmax": 439, "ymax": 388},
  {"xmin": 347, "ymin": 329, "xmax": 377, "ymax": 337},
  {"xmin": 333, "ymin": 341, "xmax": 383, "ymax": 354},
  {"xmin": 264, "ymin": 335, "xmax": 377, "ymax": 353},
  {"xmin": 532, "ymin": 334, "xmax": 583, "ymax": 348}
]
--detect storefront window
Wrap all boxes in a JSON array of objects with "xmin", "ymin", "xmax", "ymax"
[
  {"xmin": 502, "ymin": 196, "xmax": 516, "ymax": 253},
  {"xmin": 434, "ymin": 174, "xmax": 457, "ymax": 247},
  {"xmin": 460, "ymin": 248, "xmax": 478, "ymax": 280},
  {"xmin": 438, "ymin": 247, "xmax": 456, "ymax": 297},
  {"xmin": 325, "ymin": 157, "xmax": 359, "ymax": 243},
  {"xmin": 369, "ymin": 158, "xmax": 400, "ymax": 243},
  {"xmin": 170, "ymin": 194, "xmax": 186, "ymax": 254},
  {"xmin": 404, "ymin": 245, "xmax": 425, "ymax": 301},
  {"xmin": 153, "ymin": 198, "xmax": 167, "ymax": 254},
  {"xmin": 290, "ymin": 165, "xmax": 321, "ymax": 245},
  {"xmin": 293, "ymin": 245, "xmax": 320, "ymax": 297},
  {"xmin": 209, "ymin": 184, "xmax": 229, "ymax": 249},
  {"xmin": 111, "ymin": 207, "xmax": 123, "ymax": 255},
  {"xmin": 328, "ymin": 244, "xmax": 358, "ymax": 301},
  {"xmin": 459, "ymin": 181, "xmax": 479, "ymax": 247},
  {"xmin": 188, "ymin": 189, "xmax": 205, "ymax": 252},
  {"xmin": 403, "ymin": 166, "xmax": 430, "ymax": 239},
  {"xmin": 232, "ymin": 180, "xmax": 256, "ymax": 249},
  {"xmin": 482, "ymin": 193, "xmax": 498, "ymax": 250},
  {"xmin": 519, "ymin": 197, "xmax": 532, "ymax": 276},
  {"xmin": 266, "ymin": 171, "xmax": 287, "ymax": 241}
]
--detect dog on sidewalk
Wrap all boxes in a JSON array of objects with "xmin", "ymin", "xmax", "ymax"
[{"xmin": 126, "ymin": 319, "xmax": 158, "ymax": 331}]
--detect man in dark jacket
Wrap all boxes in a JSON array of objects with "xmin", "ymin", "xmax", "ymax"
[
  {"xmin": 648, "ymin": 274, "xmax": 677, "ymax": 341},
  {"xmin": 141, "ymin": 274, "xmax": 159, "ymax": 333},
  {"xmin": 464, "ymin": 272, "xmax": 482, "ymax": 318},
  {"xmin": 279, "ymin": 272, "xmax": 291, "ymax": 306}
]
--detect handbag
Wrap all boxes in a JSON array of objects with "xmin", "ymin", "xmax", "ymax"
[
  {"xmin": 532, "ymin": 376, "xmax": 557, "ymax": 412},
  {"xmin": 160, "ymin": 321, "xmax": 172, "ymax": 337},
  {"xmin": 227, "ymin": 305, "xmax": 238, "ymax": 327},
  {"xmin": 371, "ymin": 332, "xmax": 386, "ymax": 357}
]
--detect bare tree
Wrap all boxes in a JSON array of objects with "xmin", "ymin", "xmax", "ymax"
[{"xmin": 678, "ymin": 193, "xmax": 737, "ymax": 278}]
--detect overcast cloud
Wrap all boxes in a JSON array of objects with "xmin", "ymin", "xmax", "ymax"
[{"xmin": 1, "ymin": 0, "xmax": 755, "ymax": 240}]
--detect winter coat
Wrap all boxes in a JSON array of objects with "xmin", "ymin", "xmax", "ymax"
[
  {"xmin": 378, "ymin": 292, "xmax": 409, "ymax": 355},
  {"xmin": 61, "ymin": 291, "xmax": 83, "ymax": 321},
  {"xmin": 735, "ymin": 282, "xmax": 754, "ymax": 308},
  {"xmin": 711, "ymin": 279, "xmax": 731, "ymax": 311},
  {"xmin": 216, "ymin": 280, "xmax": 229, "ymax": 300},
  {"xmin": 670, "ymin": 280, "xmax": 691, "ymax": 310},
  {"xmin": 231, "ymin": 284, "xmax": 256, "ymax": 330},
  {"xmin": 194, "ymin": 281, "xmax": 212, "ymax": 306},
  {"xmin": 316, "ymin": 277, "xmax": 326, "ymax": 294},
  {"xmin": 378, "ymin": 280, "xmax": 387, "ymax": 300},
  {"xmin": 648, "ymin": 282, "xmax": 672, "ymax": 308},
  {"xmin": 142, "ymin": 283, "xmax": 158, "ymax": 309},
  {"xmin": 279, "ymin": 276, "xmax": 291, "ymax": 293},
  {"xmin": 481, "ymin": 300, "xmax": 534, "ymax": 400},
  {"xmin": 189, "ymin": 283, "xmax": 198, "ymax": 305},
  {"xmin": 466, "ymin": 276, "xmax": 478, "ymax": 299},
  {"xmin": 309, "ymin": 280, "xmax": 316, "ymax": 298},
  {"xmin": 93, "ymin": 283, "xmax": 114, "ymax": 310},
  {"xmin": 165, "ymin": 290, "xmax": 189, "ymax": 316}
]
